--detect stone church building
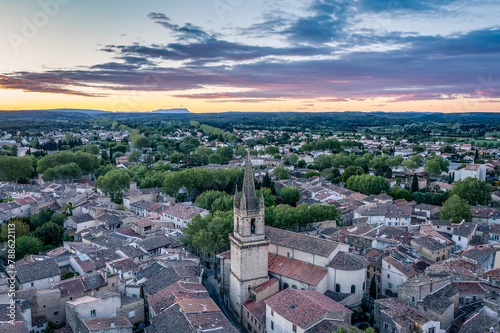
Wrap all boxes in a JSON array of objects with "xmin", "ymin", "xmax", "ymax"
[{"xmin": 218, "ymin": 153, "xmax": 369, "ymax": 330}]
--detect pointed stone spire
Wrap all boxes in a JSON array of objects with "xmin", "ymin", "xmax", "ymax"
[
  {"xmin": 241, "ymin": 151, "xmax": 258, "ymax": 211},
  {"xmin": 234, "ymin": 186, "xmax": 239, "ymax": 209}
]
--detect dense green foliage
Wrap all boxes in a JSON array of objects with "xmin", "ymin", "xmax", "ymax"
[
  {"xmin": 95, "ymin": 169, "xmax": 131, "ymax": 203},
  {"xmin": 451, "ymin": 178, "xmax": 491, "ymax": 206},
  {"xmin": 440, "ymin": 195, "xmax": 472, "ymax": 223},
  {"xmin": 15, "ymin": 235, "xmax": 43, "ymax": 260},
  {"xmin": 0, "ymin": 156, "xmax": 34, "ymax": 182},
  {"xmin": 346, "ymin": 174, "xmax": 390, "ymax": 195}
]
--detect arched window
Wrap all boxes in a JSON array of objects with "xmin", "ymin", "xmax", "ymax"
[
  {"xmin": 236, "ymin": 217, "xmax": 240, "ymax": 233},
  {"xmin": 250, "ymin": 219, "xmax": 256, "ymax": 234},
  {"xmin": 351, "ymin": 285, "xmax": 356, "ymax": 294},
  {"xmin": 335, "ymin": 284, "xmax": 340, "ymax": 292}
]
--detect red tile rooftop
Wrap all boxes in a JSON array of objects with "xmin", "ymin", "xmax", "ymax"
[{"xmin": 252, "ymin": 278, "xmax": 278, "ymax": 293}]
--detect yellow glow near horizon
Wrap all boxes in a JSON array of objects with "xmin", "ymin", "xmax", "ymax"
[{"xmin": 0, "ymin": 89, "xmax": 499, "ymax": 113}]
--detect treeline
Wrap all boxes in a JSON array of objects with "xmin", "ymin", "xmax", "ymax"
[
  {"xmin": 1, "ymin": 209, "xmax": 71, "ymax": 260},
  {"xmin": 183, "ymin": 188, "xmax": 341, "ymax": 259},
  {"xmin": 38, "ymin": 151, "xmax": 99, "ymax": 182},
  {"xmin": 0, "ymin": 156, "xmax": 35, "ymax": 182},
  {"xmin": 200, "ymin": 124, "xmax": 237, "ymax": 143}
]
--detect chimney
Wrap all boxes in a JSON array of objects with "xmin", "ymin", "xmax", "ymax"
[
  {"xmin": 104, "ymin": 270, "xmax": 108, "ymax": 283},
  {"xmin": 110, "ymin": 321, "xmax": 115, "ymax": 328}
]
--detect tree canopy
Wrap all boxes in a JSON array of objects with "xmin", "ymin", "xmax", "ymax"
[
  {"xmin": 451, "ymin": 178, "xmax": 491, "ymax": 206},
  {"xmin": 346, "ymin": 174, "xmax": 390, "ymax": 195},
  {"xmin": 440, "ymin": 195, "xmax": 472, "ymax": 223}
]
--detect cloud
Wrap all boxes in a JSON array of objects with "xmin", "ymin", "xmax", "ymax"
[
  {"xmin": 147, "ymin": 12, "xmax": 210, "ymax": 41},
  {"xmin": 358, "ymin": 0, "xmax": 460, "ymax": 13},
  {"xmin": 1, "ymin": 12, "xmax": 499, "ymax": 106}
]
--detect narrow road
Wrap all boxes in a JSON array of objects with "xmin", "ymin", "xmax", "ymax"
[{"xmin": 204, "ymin": 269, "xmax": 247, "ymax": 333}]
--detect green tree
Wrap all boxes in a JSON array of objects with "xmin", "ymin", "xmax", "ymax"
[
  {"xmin": 412, "ymin": 145, "xmax": 426, "ymax": 153},
  {"xmin": 195, "ymin": 191, "xmax": 232, "ymax": 212},
  {"xmin": 182, "ymin": 211, "xmax": 234, "ymax": 260},
  {"xmin": 216, "ymin": 146, "xmax": 234, "ymax": 164},
  {"xmin": 0, "ymin": 156, "xmax": 34, "ymax": 182},
  {"xmin": 63, "ymin": 202, "xmax": 76, "ymax": 216},
  {"xmin": 15, "ymin": 235, "xmax": 43, "ymax": 260},
  {"xmin": 346, "ymin": 174, "xmax": 390, "ymax": 195},
  {"xmin": 369, "ymin": 156, "xmax": 390, "ymax": 176},
  {"xmin": 34, "ymin": 221, "xmax": 64, "ymax": 247},
  {"xmin": 143, "ymin": 154, "xmax": 155, "ymax": 167},
  {"xmin": 411, "ymin": 174, "xmax": 419, "ymax": 193},
  {"xmin": 42, "ymin": 163, "xmax": 82, "ymax": 182},
  {"xmin": 304, "ymin": 171, "xmax": 321, "ymax": 178},
  {"xmin": 424, "ymin": 155, "xmax": 449, "ymax": 177},
  {"xmin": 342, "ymin": 165, "xmax": 364, "ymax": 183},
  {"xmin": 283, "ymin": 154, "xmax": 299, "ymax": 166},
  {"xmin": 208, "ymin": 154, "xmax": 223, "ymax": 164},
  {"xmin": 127, "ymin": 150, "xmax": 142, "ymax": 162},
  {"xmin": 95, "ymin": 169, "xmax": 131, "ymax": 203},
  {"xmin": 192, "ymin": 146, "xmax": 213, "ymax": 165},
  {"xmin": 402, "ymin": 154, "xmax": 424, "ymax": 171},
  {"xmin": 0, "ymin": 219, "xmax": 30, "ymax": 242},
  {"xmin": 274, "ymin": 166, "xmax": 290, "ymax": 180},
  {"xmin": 169, "ymin": 152, "xmax": 184, "ymax": 163},
  {"xmin": 451, "ymin": 178, "xmax": 491, "ymax": 206},
  {"xmin": 30, "ymin": 210, "xmax": 54, "ymax": 230},
  {"xmin": 279, "ymin": 187, "xmax": 300, "ymax": 206},
  {"xmin": 265, "ymin": 146, "xmax": 279, "ymax": 156},
  {"xmin": 131, "ymin": 135, "xmax": 150, "ymax": 149},
  {"xmin": 50, "ymin": 213, "xmax": 67, "ymax": 226},
  {"xmin": 440, "ymin": 195, "xmax": 472, "ymax": 223}
]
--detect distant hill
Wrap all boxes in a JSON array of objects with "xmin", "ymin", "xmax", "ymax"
[
  {"xmin": 43, "ymin": 108, "xmax": 110, "ymax": 114},
  {"xmin": 151, "ymin": 108, "xmax": 191, "ymax": 114}
]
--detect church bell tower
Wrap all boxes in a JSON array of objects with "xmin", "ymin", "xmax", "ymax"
[{"xmin": 229, "ymin": 152, "xmax": 269, "ymax": 319}]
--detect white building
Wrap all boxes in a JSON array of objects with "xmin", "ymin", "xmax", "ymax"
[{"xmin": 454, "ymin": 164, "xmax": 486, "ymax": 181}]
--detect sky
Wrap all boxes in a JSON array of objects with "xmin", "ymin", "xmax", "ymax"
[{"xmin": 0, "ymin": 0, "xmax": 499, "ymax": 113}]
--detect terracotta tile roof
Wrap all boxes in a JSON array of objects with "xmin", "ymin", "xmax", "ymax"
[
  {"xmin": 110, "ymin": 257, "xmax": 137, "ymax": 272},
  {"xmin": 243, "ymin": 297, "xmax": 268, "ymax": 323},
  {"xmin": 383, "ymin": 256, "xmax": 417, "ymax": 278},
  {"xmin": 265, "ymin": 226, "xmax": 339, "ymax": 257},
  {"xmin": 452, "ymin": 281, "xmax": 487, "ymax": 294},
  {"xmin": 161, "ymin": 203, "xmax": 207, "ymax": 220},
  {"xmin": 15, "ymin": 256, "xmax": 61, "ymax": 283},
  {"xmin": 364, "ymin": 248, "xmax": 384, "ymax": 268},
  {"xmin": 459, "ymin": 311, "xmax": 499, "ymax": 333},
  {"xmin": 268, "ymin": 254, "xmax": 327, "ymax": 286},
  {"xmin": 376, "ymin": 298, "xmax": 439, "ymax": 326},
  {"xmin": 252, "ymin": 278, "xmax": 278, "ymax": 293},
  {"xmin": 53, "ymin": 278, "xmax": 85, "ymax": 297},
  {"xmin": 131, "ymin": 218, "xmax": 155, "ymax": 228},
  {"xmin": 177, "ymin": 298, "xmax": 219, "ymax": 313},
  {"xmin": 265, "ymin": 288, "xmax": 351, "ymax": 329},
  {"xmin": 328, "ymin": 252, "xmax": 368, "ymax": 271},
  {"xmin": 116, "ymin": 228, "xmax": 141, "ymax": 238},
  {"xmin": 184, "ymin": 311, "xmax": 238, "ymax": 333},
  {"xmin": 147, "ymin": 281, "xmax": 208, "ymax": 315},
  {"xmin": 462, "ymin": 245, "xmax": 496, "ymax": 261},
  {"xmin": 484, "ymin": 268, "xmax": 500, "ymax": 280}
]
